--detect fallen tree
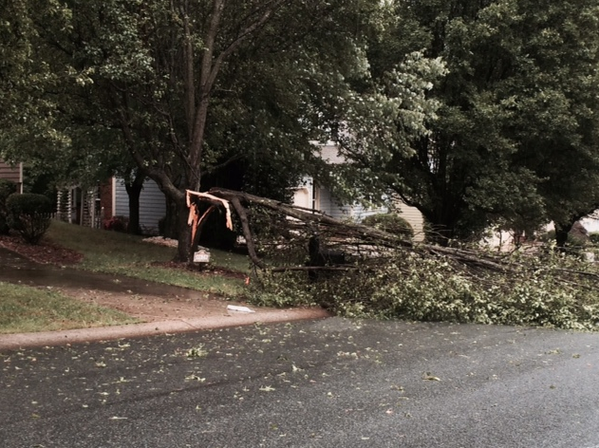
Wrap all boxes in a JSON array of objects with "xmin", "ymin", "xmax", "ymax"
[
  {"xmin": 185, "ymin": 188, "xmax": 599, "ymax": 330},
  {"xmin": 204, "ymin": 188, "xmax": 529, "ymax": 273}
]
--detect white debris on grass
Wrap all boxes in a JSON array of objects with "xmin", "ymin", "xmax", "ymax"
[
  {"xmin": 227, "ymin": 305, "xmax": 255, "ymax": 313},
  {"xmin": 142, "ymin": 236, "xmax": 210, "ymax": 255},
  {"xmin": 142, "ymin": 236, "xmax": 179, "ymax": 247}
]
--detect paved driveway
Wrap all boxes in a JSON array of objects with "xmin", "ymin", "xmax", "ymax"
[{"xmin": 2, "ymin": 318, "xmax": 599, "ymax": 447}]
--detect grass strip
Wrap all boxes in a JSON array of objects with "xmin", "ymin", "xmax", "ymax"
[{"xmin": 0, "ymin": 282, "xmax": 139, "ymax": 334}]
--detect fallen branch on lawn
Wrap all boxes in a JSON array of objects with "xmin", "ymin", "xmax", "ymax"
[
  {"xmin": 270, "ymin": 266, "xmax": 358, "ymax": 273},
  {"xmin": 199, "ymin": 188, "xmax": 599, "ymax": 294},
  {"xmin": 207, "ymin": 187, "xmax": 517, "ymax": 272}
]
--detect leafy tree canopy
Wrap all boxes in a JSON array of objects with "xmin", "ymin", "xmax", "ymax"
[
  {"xmin": 338, "ymin": 0, "xmax": 599, "ymax": 243},
  {"xmin": 2, "ymin": 0, "xmax": 398, "ymax": 259}
]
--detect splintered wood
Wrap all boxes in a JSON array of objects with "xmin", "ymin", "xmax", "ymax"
[{"xmin": 186, "ymin": 189, "xmax": 233, "ymax": 244}]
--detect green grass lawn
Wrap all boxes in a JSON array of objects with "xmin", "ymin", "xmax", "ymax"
[
  {"xmin": 47, "ymin": 220, "xmax": 250, "ymax": 297},
  {"xmin": 0, "ymin": 282, "xmax": 139, "ymax": 334},
  {"xmin": 0, "ymin": 221, "xmax": 253, "ymax": 334}
]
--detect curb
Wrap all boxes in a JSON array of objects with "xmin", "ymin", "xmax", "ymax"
[{"xmin": 0, "ymin": 307, "xmax": 331, "ymax": 351}]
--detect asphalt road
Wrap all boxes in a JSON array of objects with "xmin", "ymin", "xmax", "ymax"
[{"xmin": 2, "ymin": 317, "xmax": 599, "ymax": 448}]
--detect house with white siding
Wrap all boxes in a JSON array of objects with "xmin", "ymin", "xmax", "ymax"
[
  {"xmin": 293, "ymin": 144, "xmax": 425, "ymax": 241},
  {"xmin": 0, "ymin": 160, "xmax": 23, "ymax": 192},
  {"xmin": 109, "ymin": 178, "xmax": 165, "ymax": 234},
  {"xmin": 56, "ymin": 177, "xmax": 165, "ymax": 234}
]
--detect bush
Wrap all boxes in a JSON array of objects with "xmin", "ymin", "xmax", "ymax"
[
  {"xmin": 362, "ymin": 213, "xmax": 414, "ymax": 239},
  {"xmin": 6, "ymin": 193, "xmax": 53, "ymax": 244},
  {"xmin": 588, "ymin": 232, "xmax": 599, "ymax": 245},
  {"xmin": 0, "ymin": 179, "xmax": 17, "ymax": 234},
  {"xmin": 541, "ymin": 229, "xmax": 589, "ymax": 247},
  {"xmin": 103, "ymin": 216, "xmax": 129, "ymax": 232}
]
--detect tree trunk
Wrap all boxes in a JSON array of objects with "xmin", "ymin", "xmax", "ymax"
[
  {"xmin": 161, "ymin": 196, "xmax": 179, "ymax": 239},
  {"xmin": 555, "ymin": 222, "xmax": 573, "ymax": 248},
  {"xmin": 124, "ymin": 173, "xmax": 145, "ymax": 235},
  {"xmin": 175, "ymin": 197, "xmax": 192, "ymax": 262}
]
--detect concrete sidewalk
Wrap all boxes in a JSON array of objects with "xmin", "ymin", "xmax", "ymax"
[{"xmin": 0, "ymin": 307, "xmax": 330, "ymax": 351}]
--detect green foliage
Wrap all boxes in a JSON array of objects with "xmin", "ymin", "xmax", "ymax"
[
  {"xmin": 0, "ymin": 0, "xmax": 80, "ymax": 184},
  {"xmin": 0, "ymin": 179, "xmax": 17, "ymax": 234},
  {"xmin": 246, "ymin": 271, "xmax": 317, "ymax": 309},
  {"xmin": 9, "ymin": 0, "xmax": 599, "ymax": 258},
  {"xmin": 362, "ymin": 213, "xmax": 414, "ymax": 239},
  {"xmin": 589, "ymin": 233, "xmax": 599, "ymax": 245},
  {"xmin": 6, "ymin": 193, "xmax": 53, "ymax": 244},
  {"xmin": 249, "ymin": 248, "xmax": 599, "ymax": 331},
  {"xmin": 2, "ymin": 0, "xmax": 388, "ymax": 261},
  {"xmin": 340, "ymin": 0, "xmax": 599, "ymax": 243}
]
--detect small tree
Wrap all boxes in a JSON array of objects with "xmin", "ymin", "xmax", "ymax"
[
  {"xmin": 362, "ymin": 213, "xmax": 414, "ymax": 240},
  {"xmin": 6, "ymin": 193, "xmax": 53, "ymax": 244}
]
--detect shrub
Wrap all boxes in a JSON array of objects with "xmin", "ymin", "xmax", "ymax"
[
  {"xmin": 6, "ymin": 193, "xmax": 53, "ymax": 244},
  {"xmin": 103, "ymin": 216, "xmax": 129, "ymax": 232},
  {"xmin": 362, "ymin": 213, "xmax": 414, "ymax": 239},
  {"xmin": 588, "ymin": 232, "xmax": 599, "ymax": 245},
  {"xmin": 541, "ymin": 229, "xmax": 589, "ymax": 247},
  {"xmin": 0, "ymin": 179, "xmax": 17, "ymax": 234}
]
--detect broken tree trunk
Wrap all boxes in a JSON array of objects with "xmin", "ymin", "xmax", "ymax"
[
  {"xmin": 206, "ymin": 187, "xmax": 521, "ymax": 274},
  {"xmin": 177, "ymin": 187, "xmax": 599, "ymax": 292},
  {"xmin": 185, "ymin": 189, "xmax": 233, "ymax": 262},
  {"xmin": 209, "ymin": 188, "xmax": 407, "ymax": 242}
]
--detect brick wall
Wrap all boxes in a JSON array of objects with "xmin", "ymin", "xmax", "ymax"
[{"xmin": 99, "ymin": 181, "xmax": 113, "ymax": 220}]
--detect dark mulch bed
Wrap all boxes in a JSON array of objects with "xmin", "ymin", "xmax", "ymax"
[{"xmin": 0, "ymin": 233, "xmax": 83, "ymax": 265}]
